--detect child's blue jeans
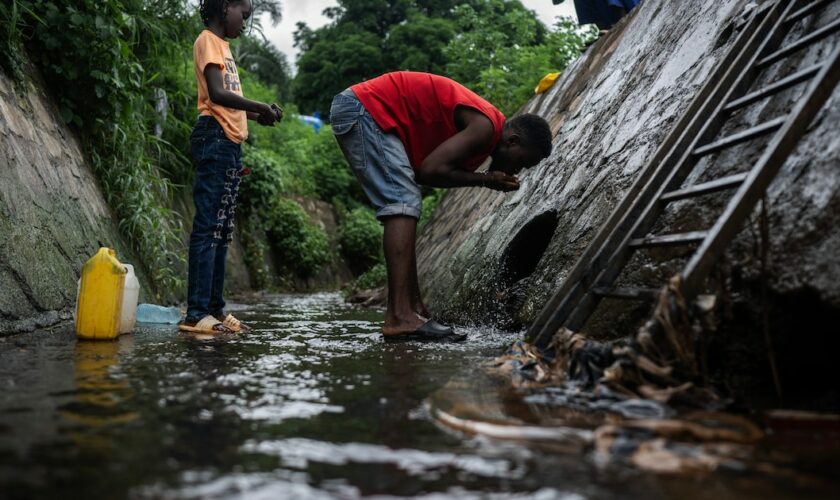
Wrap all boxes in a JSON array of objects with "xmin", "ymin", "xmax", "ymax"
[{"xmin": 186, "ymin": 116, "xmax": 242, "ymax": 322}]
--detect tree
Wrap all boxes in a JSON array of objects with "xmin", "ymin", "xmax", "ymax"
[
  {"xmin": 444, "ymin": 3, "xmax": 593, "ymax": 115},
  {"xmin": 292, "ymin": 0, "xmax": 465, "ymax": 115},
  {"xmin": 443, "ymin": 0, "xmax": 545, "ymax": 88},
  {"xmin": 291, "ymin": 0, "xmax": 590, "ymax": 116},
  {"xmin": 234, "ymin": 34, "xmax": 293, "ymax": 102},
  {"xmin": 383, "ymin": 14, "xmax": 454, "ymax": 74},
  {"xmin": 293, "ymin": 27, "xmax": 386, "ymax": 114}
]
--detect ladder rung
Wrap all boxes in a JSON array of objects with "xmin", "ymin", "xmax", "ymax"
[
  {"xmin": 693, "ymin": 117, "xmax": 786, "ymax": 157},
  {"xmin": 629, "ymin": 231, "xmax": 708, "ymax": 249},
  {"xmin": 724, "ymin": 64, "xmax": 822, "ymax": 112},
  {"xmin": 757, "ymin": 17, "xmax": 840, "ymax": 68},
  {"xmin": 661, "ymin": 173, "xmax": 749, "ymax": 203},
  {"xmin": 786, "ymin": 0, "xmax": 833, "ymax": 25},
  {"xmin": 592, "ymin": 287, "xmax": 659, "ymax": 300}
]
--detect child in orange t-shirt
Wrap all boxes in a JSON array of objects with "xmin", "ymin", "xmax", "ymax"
[{"xmin": 180, "ymin": 0, "xmax": 282, "ymax": 334}]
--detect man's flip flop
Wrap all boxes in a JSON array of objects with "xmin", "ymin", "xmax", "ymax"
[
  {"xmin": 215, "ymin": 314, "xmax": 250, "ymax": 332},
  {"xmin": 383, "ymin": 319, "xmax": 466, "ymax": 343},
  {"xmin": 178, "ymin": 315, "xmax": 235, "ymax": 334}
]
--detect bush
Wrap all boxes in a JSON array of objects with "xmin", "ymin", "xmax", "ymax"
[
  {"xmin": 0, "ymin": 0, "xmax": 196, "ymax": 299},
  {"xmin": 338, "ymin": 207, "xmax": 383, "ymax": 275},
  {"xmin": 310, "ymin": 129, "xmax": 366, "ymax": 207},
  {"xmin": 238, "ymin": 216, "xmax": 272, "ymax": 290},
  {"xmin": 239, "ymin": 147, "xmax": 286, "ymax": 206},
  {"xmin": 263, "ymin": 198, "xmax": 331, "ymax": 278},
  {"xmin": 350, "ymin": 263, "xmax": 387, "ymax": 292}
]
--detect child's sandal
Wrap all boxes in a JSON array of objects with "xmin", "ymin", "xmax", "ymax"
[
  {"xmin": 178, "ymin": 315, "xmax": 234, "ymax": 334},
  {"xmin": 215, "ymin": 314, "xmax": 250, "ymax": 332}
]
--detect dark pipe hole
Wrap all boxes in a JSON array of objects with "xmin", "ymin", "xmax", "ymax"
[
  {"xmin": 494, "ymin": 211, "xmax": 559, "ymax": 326},
  {"xmin": 499, "ymin": 210, "xmax": 560, "ymax": 288}
]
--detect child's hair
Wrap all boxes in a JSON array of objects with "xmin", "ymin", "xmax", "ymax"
[{"xmin": 199, "ymin": 0, "xmax": 229, "ymax": 27}]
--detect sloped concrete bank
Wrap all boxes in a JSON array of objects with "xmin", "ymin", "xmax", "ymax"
[
  {"xmin": 0, "ymin": 66, "xmax": 151, "ymax": 334},
  {"xmin": 417, "ymin": 0, "xmax": 840, "ymax": 406},
  {"xmin": 0, "ymin": 59, "xmax": 355, "ymax": 334}
]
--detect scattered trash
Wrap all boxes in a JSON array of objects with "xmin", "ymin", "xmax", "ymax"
[
  {"xmin": 763, "ymin": 410, "xmax": 840, "ymax": 447},
  {"xmin": 136, "ymin": 304, "xmax": 182, "ymax": 325},
  {"xmin": 119, "ymin": 264, "xmax": 140, "ymax": 334},
  {"xmin": 346, "ymin": 286, "xmax": 386, "ymax": 308},
  {"xmin": 593, "ymin": 423, "xmax": 756, "ymax": 474},
  {"xmin": 535, "ymin": 72, "xmax": 561, "ymax": 94},
  {"xmin": 462, "ymin": 275, "xmax": 779, "ymax": 475},
  {"xmin": 492, "ymin": 275, "xmax": 723, "ymax": 408}
]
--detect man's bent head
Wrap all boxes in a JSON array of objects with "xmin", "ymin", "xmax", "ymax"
[{"xmin": 490, "ymin": 114, "xmax": 553, "ymax": 175}]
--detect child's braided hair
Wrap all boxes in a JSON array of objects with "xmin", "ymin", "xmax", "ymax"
[{"xmin": 199, "ymin": 0, "xmax": 229, "ymax": 27}]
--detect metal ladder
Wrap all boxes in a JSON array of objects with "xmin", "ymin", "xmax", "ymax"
[{"xmin": 527, "ymin": 0, "xmax": 840, "ymax": 348}]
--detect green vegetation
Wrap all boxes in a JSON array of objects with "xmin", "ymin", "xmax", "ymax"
[
  {"xmin": 293, "ymin": 0, "xmax": 594, "ymax": 116},
  {"xmin": 347, "ymin": 262, "xmax": 387, "ymax": 294},
  {"xmin": 444, "ymin": 3, "xmax": 595, "ymax": 115},
  {"xmin": 418, "ymin": 187, "xmax": 446, "ymax": 233},
  {"xmin": 1, "ymin": 0, "xmax": 591, "ymax": 297},
  {"xmin": 1, "ymin": 0, "xmax": 196, "ymax": 299},
  {"xmin": 338, "ymin": 207, "xmax": 384, "ymax": 275},
  {"xmin": 262, "ymin": 198, "xmax": 331, "ymax": 277},
  {"xmin": 0, "ymin": 0, "xmax": 341, "ymax": 294}
]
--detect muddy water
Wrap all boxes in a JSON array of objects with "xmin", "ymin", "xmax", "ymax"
[{"xmin": 0, "ymin": 293, "xmax": 835, "ymax": 498}]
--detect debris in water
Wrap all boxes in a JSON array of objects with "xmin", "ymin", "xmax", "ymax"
[{"xmin": 469, "ymin": 275, "xmax": 779, "ymax": 474}]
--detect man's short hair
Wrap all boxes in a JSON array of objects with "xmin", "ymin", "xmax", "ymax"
[{"xmin": 505, "ymin": 114, "xmax": 553, "ymax": 159}]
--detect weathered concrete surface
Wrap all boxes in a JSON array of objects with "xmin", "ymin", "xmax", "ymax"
[
  {"xmin": 0, "ymin": 66, "xmax": 149, "ymax": 333},
  {"xmin": 0, "ymin": 61, "xmax": 355, "ymax": 333},
  {"xmin": 418, "ymin": 0, "xmax": 840, "ymax": 335}
]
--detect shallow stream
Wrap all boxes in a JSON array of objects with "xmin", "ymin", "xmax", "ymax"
[{"xmin": 0, "ymin": 293, "xmax": 836, "ymax": 498}]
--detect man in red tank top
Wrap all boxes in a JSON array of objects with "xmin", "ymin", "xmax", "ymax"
[{"xmin": 330, "ymin": 72, "xmax": 552, "ymax": 341}]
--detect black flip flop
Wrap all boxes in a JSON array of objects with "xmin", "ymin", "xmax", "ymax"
[{"xmin": 383, "ymin": 319, "xmax": 466, "ymax": 343}]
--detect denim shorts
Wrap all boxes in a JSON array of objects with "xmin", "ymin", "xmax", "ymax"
[{"xmin": 330, "ymin": 89, "xmax": 422, "ymax": 221}]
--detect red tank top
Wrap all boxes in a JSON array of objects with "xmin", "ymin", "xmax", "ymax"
[{"xmin": 350, "ymin": 72, "xmax": 506, "ymax": 171}]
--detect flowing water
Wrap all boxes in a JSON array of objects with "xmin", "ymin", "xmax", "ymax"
[{"xmin": 0, "ymin": 293, "xmax": 836, "ymax": 499}]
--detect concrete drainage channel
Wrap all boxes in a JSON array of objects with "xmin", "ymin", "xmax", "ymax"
[{"xmin": 494, "ymin": 211, "xmax": 560, "ymax": 327}]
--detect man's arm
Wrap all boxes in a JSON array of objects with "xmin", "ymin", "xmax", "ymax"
[
  {"xmin": 414, "ymin": 108, "xmax": 519, "ymax": 191},
  {"xmin": 204, "ymin": 65, "xmax": 275, "ymax": 123}
]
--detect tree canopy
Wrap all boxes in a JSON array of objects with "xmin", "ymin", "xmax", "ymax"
[{"xmin": 292, "ymin": 0, "xmax": 593, "ymax": 116}]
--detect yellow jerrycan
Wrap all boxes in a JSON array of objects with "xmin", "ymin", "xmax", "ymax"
[{"xmin": 75, "ymin": 247, "xmax": 127, "ymax": 340}]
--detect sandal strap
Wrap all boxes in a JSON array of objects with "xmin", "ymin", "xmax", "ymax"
[
  {"xmin": 221, "ymin": 314, "xmax": 241, "ymax": 329},
  {"xmin": 196, "ymin": 315, "xmax": 232, "ymax": 333}
]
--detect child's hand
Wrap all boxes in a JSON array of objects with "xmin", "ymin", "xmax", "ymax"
[
  {"xmin": 256, "ymin": 103, "xmax": 277, "ymax": 126},
  {"xmin": 271, "ymin": 103, "xmax": 284, "ymax": 122}
]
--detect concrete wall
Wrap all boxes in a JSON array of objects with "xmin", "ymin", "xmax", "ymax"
[
  {"xmin": 0, "ymin": 57, "xmax": 358, "ymax": 334},
  {"xmin": 417, "ymin": 0, "xmax": 840, "ymax": 335},
  {"xmin": 0, "ymin": 66, "xmax": 259, "ymax": 333},
  {"xmin": 0, "ymin": 66, "xmax": 147, "ymax": 333}
]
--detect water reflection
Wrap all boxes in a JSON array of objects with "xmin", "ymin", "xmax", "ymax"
[
  {"xmin": 59, "ymin": 336, "xmax": 138, "ymax": 450},
  {"xmin": 0, "ymin": 294, "xmax": 837, "ymax": 498}
]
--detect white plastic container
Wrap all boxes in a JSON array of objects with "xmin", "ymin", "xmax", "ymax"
[{"xmin": 118, "ymin": 264, "xmax": 140, "ymax": 334}]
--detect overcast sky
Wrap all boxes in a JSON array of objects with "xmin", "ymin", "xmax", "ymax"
[{"xmin": 259, "ymin": 1, "xmax": 578, "ymax": 71}]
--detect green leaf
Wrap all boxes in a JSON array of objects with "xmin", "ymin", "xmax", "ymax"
[{"xmin": 59, "ymin": 104, "xmax": 74, "ymax": 124}]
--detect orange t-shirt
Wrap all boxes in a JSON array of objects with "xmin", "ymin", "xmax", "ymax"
[{"xmin": 193, "ymin": 30, "xmax": 248, "ymax": 143}]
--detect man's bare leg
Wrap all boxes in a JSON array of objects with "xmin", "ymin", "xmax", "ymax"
[
  {"xmin": 382, "ymin": 216, "xmax": 426, "ymax": 335},
  {"xmin": 410, "ymin": 246, "xmax": 430, "ymax": 318}
]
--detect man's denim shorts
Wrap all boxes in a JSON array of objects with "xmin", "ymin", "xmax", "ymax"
[{"xmin": 330, "ymin": 89, "xmax": 422, "ymax": 221}]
